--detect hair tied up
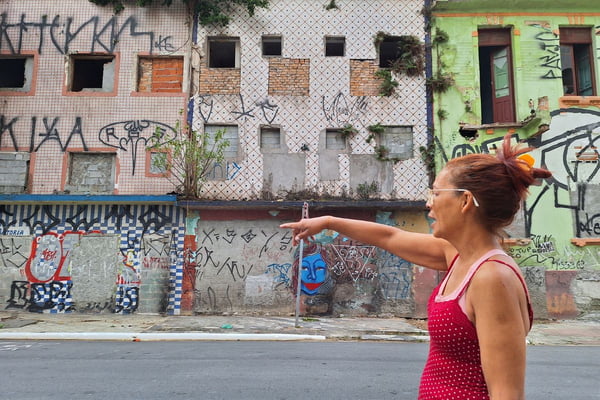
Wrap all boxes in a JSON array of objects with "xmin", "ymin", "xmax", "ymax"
[{"xmin": 517, "ymin": 153, "xmax": 535, "ymax": 173}]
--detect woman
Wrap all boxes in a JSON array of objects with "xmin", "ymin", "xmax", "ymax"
[{"xmin": 280, "ymin": 134, "xmax": 552, "ymax": 399}]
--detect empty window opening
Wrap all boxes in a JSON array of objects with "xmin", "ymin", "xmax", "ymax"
[
  {"xmin": 208, "ymin": 38, "xmax": 240, "ymax": 68},
  {"xmin": 560, "ymin": 28, "xmax": 595, "ymax": 96},
  {"xmin": 0, "ymin": 58, "xmax": 26, "ymax": 88},
  {"xmin": 325, "ymin": 37, "xmax": 345, "ymax": 57},
  {"xmin": 478, "ymin": 29, "xmax": 515, "ymax": 124},
  {"xmin": 0, "ymin": 55, "xmax": 34, "ymax": 92},
  {"xmin": 69, "ymin": 55, "xmax": 115, "ymax": 92},
  {"xmin": 260, "ymin": 127, "xmax": 281, "ymax": 150},
  {"xmin": 379, "ymin": 36, "xmax": 401, "ymax": 68},
  {"xmin": 326, "ymin": 129, "xmax": 346, "ymax": 150},
  {"xmin": 262, "ymin": 36, "xmax": 282, "ymax": 57}
]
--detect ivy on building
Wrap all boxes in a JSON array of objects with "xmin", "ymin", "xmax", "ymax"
[{"xmin": 88, "ymin": 0, "xmax": 269, "ymax": 26}]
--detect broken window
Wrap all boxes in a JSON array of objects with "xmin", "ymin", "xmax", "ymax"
[
  {"xmin": 137, "ymin": 56, "xmax": 184, "ymax": 93},
  {"xmin": 325, "ymin": 129, "xmax": 346, "ymax": 150},
  {"xmin": 0, "ymin": 55, "xmax": 35, "ymax": 92},
  {"xmin": 66, "ymin": 152, "xmax": 116, "ymax": 193},
  {"xmin": 262, "ymin": 36, "xmax": 282, "ymax": 57},
  {"xmin": 68, "ymin": 54, "xmax": 116, "ymax": 92},
  {"xmin": 560, "ymin": 27, "xmax": 595, "ymax": 96},
  {"xmin": 260, "ymin": 126, "xmax": 281, "ymax": 151},
  {"xmin": 208, "ymin": 37, "xmax": 240, "ymax": 68},
  {"xmin": 478, "ymin": 29, "xmax": 516, "ymax": 123},
  {"xmin": 325, "ymin": 36, "xmax": 345, "ymax": 57},
  {"xmin": 146, "ymin": 150, "xmax": 169, "ymax": 177}
]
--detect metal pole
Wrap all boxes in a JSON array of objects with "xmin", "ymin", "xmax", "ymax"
[{"xmin": 295, "ymin": 202, "xmax": 309, "ymax": 328}]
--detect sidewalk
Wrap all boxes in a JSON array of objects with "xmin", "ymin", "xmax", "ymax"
[{"xmin": 0, "ymin": 311, "xmax": 599, "ymax": 344}]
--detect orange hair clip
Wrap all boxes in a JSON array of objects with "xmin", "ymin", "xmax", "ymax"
[{"xmin": 517, "ymin": 153, "xmax": 535, "ymax": 172}]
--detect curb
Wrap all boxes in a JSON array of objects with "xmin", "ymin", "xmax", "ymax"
[{"xmin": 0, "ymin": 332, "xmax": 328, "ymax": 341}]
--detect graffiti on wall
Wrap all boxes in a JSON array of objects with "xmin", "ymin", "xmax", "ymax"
[
  {"xmin": 0, "ymin": 116, "xmax": 88, "ymax": 153},
  {"xmin": 440, "ymin": 108, "xmax": 600, "ymax": 270},
  {"xmin": 0, "ymin": 204, "xmax": 183, "ymax": 314},
  {"xmin": 528, "ymin": 22, "xmax": 562, "ymax": 80},
  {"xmin": 99, "ymin": 120, "xmax": 177, "ymax": 175},
  {"xmin": 0, "ymin": 13, "xmax": 166, "ymax": 55}
]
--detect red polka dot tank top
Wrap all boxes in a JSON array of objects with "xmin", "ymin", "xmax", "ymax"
[{"xmin": 418, "ymin": 249, "xmax": 533, "ymax": 400}]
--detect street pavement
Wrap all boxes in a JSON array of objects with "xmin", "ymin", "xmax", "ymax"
[{"xmin": 0, "ymin": 310, "xmax": 599, "ymax": 344}]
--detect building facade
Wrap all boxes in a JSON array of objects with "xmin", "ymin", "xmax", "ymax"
[
  {"xmin": 430, "ymin": 0, "xmax": 600, "ymax": 318},
  {"xmin": 0, "ymin": 0, "xmax": 189, "ymax": 314}
]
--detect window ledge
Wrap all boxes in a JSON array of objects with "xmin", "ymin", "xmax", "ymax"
[
  {"xmin": 571, "ymin": 238, "xmax": 600, "ymax": 247},
  {"xmin": 503, "ymin": 238, "xmax": 531, "ymax": 246},
  {"xmin": 559, "ymin": 96, "xmax": 600, "ymax": 108},
  {"xmin": 459, "ymin": 113, "xmax": 547, "ymax": 135}
]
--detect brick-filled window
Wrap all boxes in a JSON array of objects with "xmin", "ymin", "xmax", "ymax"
[
  {"xmin": 66, "ymin": 152, "xmax": 116, "ymax": 193},
  {"xmin": 67, "ymin": 54, "xmax": 116, "ymax": 93},
  {"xmin": 325, "ymin": 36, "xmax": 345, "ymax": 57},
  {"xmin": 0, "ymin": 55, "xmax": 35, "ymax": 92},
  {"xmin": 208, "ymin": 37, "xmax": 240, "ymax": 68},
  {"xmin": 0, "ymin": 152, "xmax": 29, "ymax": 193},
  {"xmin": 560, "ymin": 27, "xmax": 595, "ymax": 96},
  {"xmin": 262, "ymin": 36, "xmax": 282, "ymax": 57},
  {"xmin": 260, "ymin": 126, "xmax": 281, "ymax": 151},
  {"xmin": 137, "ymin": 56, "xmax": 184, "ymax": 93}
]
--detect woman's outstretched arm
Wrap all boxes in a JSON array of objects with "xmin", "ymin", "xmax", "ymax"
[{"xmin": 280, "ymin": 216, "xmax": 454, "ymax": 271}]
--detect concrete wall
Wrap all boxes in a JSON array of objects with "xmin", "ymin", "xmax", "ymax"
[
  {"xmin": 0, "ymin": 204, "xmax": 183, "ymax": 314},
  {"xmin": 182, "ymin": 208, "xmax": 441, "ymax": 318},
  {"xmin": 431, "ymin": 3, "xmax": 600, "ymax": 318}
]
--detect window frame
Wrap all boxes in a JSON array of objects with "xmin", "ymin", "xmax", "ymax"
[
  {"xmin": 560, "ymin": 27, "xmax": 596, "ymax": 96},
  {"xmin": 262, "ymin": 35, "xmax": 282, "ymax": 57},
  {"xmin": 208, "ymin": 37, "xmax": 241, "ymax": 68},
  {"xmin": 325, "ymin": 36, "xmax": 345, "ymax": 57},
  {"xmin": 134, "ymin": 54, "xmax": 186, "ymax": 97},
  {"xmin": 478, "ymin": 28, "xmax": 516, "ymax": 124},
  {"xmin": 64, "ymin": 53, "xmax": 119, "ymax": 97},
  {"xmin": 0, "ymin": 51, "xmax": 38, "ymax": 96}
]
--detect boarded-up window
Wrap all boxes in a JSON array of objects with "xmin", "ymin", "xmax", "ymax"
[
  {"xmin": 0, "ymin": 152, "xmax": 29, "ymax": 193},
  {"xmin": 382, "ymin": 126, "xmax": 413, "ymax": 160},
  {"xmin": 204, "ymin": 124, "xmax": 238, "ymax": 159},
  {"xmin": 137, "ymin": 56, "xmax": 184, "ymax": 93},
  {"xmin": 66, "ymin": 153, "xmax": 116, "ymax": 193},
  {"xmin": 260, "ymin": 126, "xmax": 281, "ymax": 151},
  {"xmin": 325, "ymin": 129, "xmax": 346, "ymax": 150}
]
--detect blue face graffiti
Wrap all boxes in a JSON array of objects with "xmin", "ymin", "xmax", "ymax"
[{"xmin": 300, "ymin": 253, "xmax": 327, "ymax": 295}]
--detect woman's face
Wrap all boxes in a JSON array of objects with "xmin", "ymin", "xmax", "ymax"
[{"xmin": 427, "ymin": 169, "xmax": 463, "ymax": 239}]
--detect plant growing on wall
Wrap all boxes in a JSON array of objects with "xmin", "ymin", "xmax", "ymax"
[
  {"xmin": 375, "ymin": 69, "xmax": 399, "ymax": 96},
  {"xmin": 324, "ymin": 0, "xmax": 338, "ymax": 10},
  {"xmin": 340, "ymin": 124, "xmax": 358, "ymax": 139},
  {"xmin": 147, "ymin": 120, "xmax": 230, "ymax": 198},
  {"xmin": 427, "ymin": 71, "xmax": 454, "ymax": 93},
  {"xmin": 88, "ymin": 0, "xmax": 269, "ymax": 26}
]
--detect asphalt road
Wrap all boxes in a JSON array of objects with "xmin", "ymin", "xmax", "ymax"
[{"xmin": 1, "ymin": 341, "xmax": 598, "ymax": 399}]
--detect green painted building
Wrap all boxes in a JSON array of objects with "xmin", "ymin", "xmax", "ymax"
[{"xmin": 430, "ymin": 0, "xmax": 600, "ymax": 318}]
